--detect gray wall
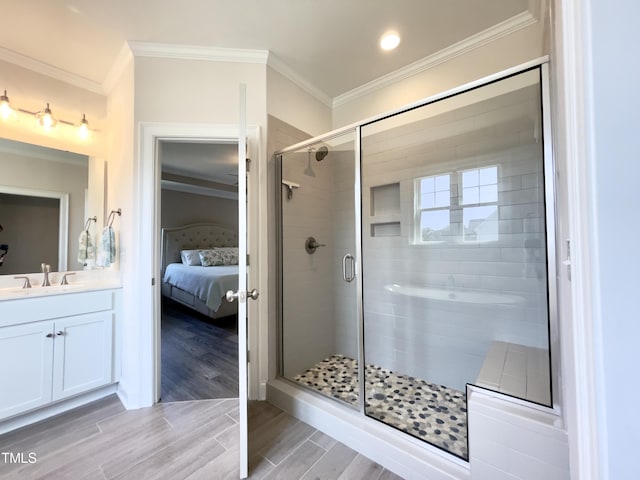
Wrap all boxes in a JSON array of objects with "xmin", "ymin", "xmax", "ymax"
[
  {"xmin": 0, "ymin": 193, "xmax": 59, "ymax": 274},
  {"xmin": 160, "ymin": 189, "xmax": 238, "ymax": 231}
]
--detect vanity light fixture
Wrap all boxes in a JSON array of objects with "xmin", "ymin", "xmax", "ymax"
[
  {"xmin": 1, "ymin": 90, "xmax": 93, "ymax": 140},
  {"xmin": 35, "ymin": 103, "xmax": 58, "ymax": 130},
  {"xmin": 380, "ymin": 31, "xmax": 401, "ymax": 51},
  {"xmin": 0, "ymin": 90, "xmax": 16, "ymax": 120}
]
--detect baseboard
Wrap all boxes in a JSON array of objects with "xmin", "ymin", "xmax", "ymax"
[
  {"xmin": 0, "ymin": 384, "xmax": 118, "ymax": 435},
  {"xmin": 267, "ymin": 378, "xmax": 469, "ymax": 480}
]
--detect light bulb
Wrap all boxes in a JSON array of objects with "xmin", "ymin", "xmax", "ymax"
[
  {"xmin": 380, "ymin": 31, "xmax": 401, "ymax": 51},
  {"xmin": 36, "ymin": 103, "xmax": 57, "ymax": 130},
  {"xmin": 78, "ymin": 114, "xmax": 89, "ymax": 139},
  {"xmin": 0, "ymin": 90, "xmax": 16, "ymax": 120}
]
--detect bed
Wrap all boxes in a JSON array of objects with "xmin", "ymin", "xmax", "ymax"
[{"xmin": 161, "ymin": 223, "xmax": 239, "ymax": 319}]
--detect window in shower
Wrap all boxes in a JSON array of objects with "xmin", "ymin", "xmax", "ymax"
[
  {"xmin": 360, "ymin": 67, "xmax": 553, "ymax": 461},
  {"xmin": 460, "ymin": 165, "xmax": 498, "ymax": 242},
  {"xmin": 415, "ymin": 173, "xmax": 451, "ymax": 242}
]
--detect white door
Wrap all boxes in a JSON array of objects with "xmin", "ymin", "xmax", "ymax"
[{"xmin": 225, "ymin": 84, "xmax": 252, "ymax": 479}]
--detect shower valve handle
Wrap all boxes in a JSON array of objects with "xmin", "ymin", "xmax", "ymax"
[{"xmin": 305, "ymin": 236, "xmax": 326, "ymax": 254}]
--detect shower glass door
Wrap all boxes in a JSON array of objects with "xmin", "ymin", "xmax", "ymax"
[
  {"xmin": 359, "ymin": 67, "xmax": 553, "ymax": 460},
  {"xmin": 279, "ymin": 130, "xmax": 359, "ymax": 408}
]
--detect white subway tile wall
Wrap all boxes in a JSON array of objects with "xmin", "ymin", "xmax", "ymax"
[{"xmin": 360, "ymin": 75, "xmax": 552, "ymax": 400}]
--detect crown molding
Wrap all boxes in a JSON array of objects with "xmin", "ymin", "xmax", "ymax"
[
  {"xmin": 161, "ymin": 179, "xmax": 238, "ymax": 200},
  {"xmin": 0, "ymin": 47, "xmax": 104, "ymax": 96},
  {"xmin": 333, "ymin": 10, "xmax": 539, "ymax": 108},
  {"xmin": 128, "ymin": 41, "xmax": 269, "ymax": 64},
  {"xmin": 267, "ymin": 53, "xmax": 333, "ymax": 107}
]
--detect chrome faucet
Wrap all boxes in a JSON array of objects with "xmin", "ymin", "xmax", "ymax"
[{"xmin": 41, "ymin": 263, "xmax": 51, "ymax": 287}]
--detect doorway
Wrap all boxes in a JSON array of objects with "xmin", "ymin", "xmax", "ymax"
[{"xmin": 158, "ymin": 140, "xmax": 240, "ymax": 402}]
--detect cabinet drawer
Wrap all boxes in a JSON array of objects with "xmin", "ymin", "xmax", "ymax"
[{"xmin": 0, "ymin": 290, "xmax": 115, "ymax": 327}]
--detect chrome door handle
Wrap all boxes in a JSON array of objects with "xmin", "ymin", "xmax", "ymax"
[
  {"xmin": 46, "ymin": 333, "xmax": 53, "ymax": 338},
  {"xmin": 56, "ymin": 331, "xmax": 64, "ymax": 336},
  {"xmin": 226, "ymin": 290, "xmax": 242, "ymax": 302},
  {"xmin": 226, "ymin": 289, "xmax": 259, "ymax": 302},
  {"xmin": 342, "ymin": 254, "xmax": 355, "ymax": 283}
]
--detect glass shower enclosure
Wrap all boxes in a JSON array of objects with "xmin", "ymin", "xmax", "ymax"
[{"xmin": 277, "ymin": 64, "xmax": 556, "ymax": 461}]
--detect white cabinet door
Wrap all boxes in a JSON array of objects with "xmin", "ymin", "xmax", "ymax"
[
  {"xmin": 0, "ymin": 321, "xmax": 54, "ymax": 418},
  {"xmin": 52, "ymin": 311, "xmax": 113, "ymax": 401}
]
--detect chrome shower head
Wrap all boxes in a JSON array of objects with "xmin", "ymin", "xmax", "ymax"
[{"xmin": 315, "ymin": 146, "xmax": 328, "ymax": 161}]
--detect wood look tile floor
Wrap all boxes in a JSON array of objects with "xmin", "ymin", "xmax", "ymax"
[
  {"xmin": 0, "ymin": 395, "xmax": 405, "ymax": 480},
  {"xmin": 161, "ymin": 299, "xmax": 239, "ymax": 402}
]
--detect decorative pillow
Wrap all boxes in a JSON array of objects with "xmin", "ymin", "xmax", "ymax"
[
  {"xmin": 215, "ymin": 247, "xmax": 239, "ymax": 262},
  {"xmin": 180, "ymin": 249, "xmax": 202, "ymax": 266},
  {"xmin": 199, "ymin": 247, "xmax": 239, "ymax": 266}
]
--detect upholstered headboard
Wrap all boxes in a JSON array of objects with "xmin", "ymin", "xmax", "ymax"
[{"xmin": 161, "ymin": 223, "xmax": 238, "ymax": 276}]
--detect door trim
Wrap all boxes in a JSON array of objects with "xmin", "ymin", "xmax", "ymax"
[{"xmin": 137, "ymin": 121, "xmax": 260, "ymax": 406}]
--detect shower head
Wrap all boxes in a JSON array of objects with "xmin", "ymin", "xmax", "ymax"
[{"xmin": 315, "ymin": 146, "xmax": 328, "ymax": 161}]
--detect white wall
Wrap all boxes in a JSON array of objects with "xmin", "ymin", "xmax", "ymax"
[
  {"xmin": 589, "ymin": 3, "xmax": 640, "ymax": 477},
  {"xmin": 105, "ymin": 56, "xmax": 136, "ymax": 406},
  {"xmin": 135, "ymin": 58, "xmax": 267, "ymax": 126},
  {"xmin": 114, "ymin": 55, "xmax": 269, "ymax": 407},
  {"xmin": 267, "ymin": 67, "xmax": 331, "ymax": 138}
]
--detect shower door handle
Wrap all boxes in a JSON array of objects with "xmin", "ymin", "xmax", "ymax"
[{"xmin": 342, "ymin": 254, "xmax": 355, "ymax": 283}]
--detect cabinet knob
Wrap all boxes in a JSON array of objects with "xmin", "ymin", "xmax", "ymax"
[
  {"xmin": 46, "ymin": 333, "xmax": 53, "ymax": 338},
  {"xmin": 56, "ymin": 331, "xmax": 64, "ymax": 336}
]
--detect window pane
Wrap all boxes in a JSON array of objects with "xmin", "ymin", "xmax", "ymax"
[
  {"xmin": 434, "ymin": 190, "xmax": 450, "ymax": 208},
  {"xmin": 435, "ymin": 174, "xmax": 450, "ymax": 192},
  {"xmin": 421, "ymin": 209, "xmax": 450, "ymax": 241},
  {"xmin": 479, "ymin": 185, "xmax": 498, "ymax": 203},
  {"xmin": 421, "ymin": 177, "xmax": 435, "ymax": 193},
  {"xmin": 479, "ymin": 166, "xmax": 497, "ymax": 185},
  {"xmin": 421, "ymin": 192, "xmax": 435, "ymax": 209},
  {"xmin": 462, "ymin": 187, "xmax": 479, "ymax": 205},
  {"xmin": 463, "ymin": 205, "xmax": 498, "ymax": 241},
  {"xmin": 462, "ymin": 170, "xmax": 478, "ymax": 188}
]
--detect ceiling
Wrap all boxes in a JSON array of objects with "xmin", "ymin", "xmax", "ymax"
[
  {"xmin": 1, "ymin": 0, "xmax": 531, "ymax": 99},
  {"xmin": 160, "ymin": 141, "xmax": 238, "ymax": 186},
  {"xmin": 1, "ymin": 1, "xmax": 536, "ymax": 192}
]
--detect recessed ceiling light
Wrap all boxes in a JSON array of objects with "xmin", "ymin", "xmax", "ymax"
[{"xmin": 380, "ymin": 31, "xmax": 401, "ymax": 51}]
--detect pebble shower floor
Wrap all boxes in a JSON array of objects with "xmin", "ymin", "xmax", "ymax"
[{"xmin": 294, "ymin": 354, "xmax": 468, "ymax": 460}]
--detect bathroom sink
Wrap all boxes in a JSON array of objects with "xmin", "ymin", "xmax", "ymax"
[
  {"xmin": 384, "ymin": 284, "xmax": 524, "ymax": 305},
  {"xmin": 0, "ymin": 283, "xmax": 86, "ymax": 300}
]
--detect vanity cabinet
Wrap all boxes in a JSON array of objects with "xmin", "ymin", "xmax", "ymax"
[{"xmin": 0, "ymin": 288, "xmax": 118, "ymax": 421}]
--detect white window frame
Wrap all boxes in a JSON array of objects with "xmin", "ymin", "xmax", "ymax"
[{"xmin": 413, "ymin": 165, "xmax": 499, "ymax": 245}]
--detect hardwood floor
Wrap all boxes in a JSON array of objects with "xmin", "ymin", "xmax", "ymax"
[
  {"xmin": 0, "ymin": 395, "xmax": 405, "ymax": 479},
  {"xmin": 161, "ymin": 299, "xmax": 239, "ymax": 402}
]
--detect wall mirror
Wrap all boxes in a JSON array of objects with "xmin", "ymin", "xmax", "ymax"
[{"xmin": 0, "ymin": 137, "xmax": 105, "ymax": 276}]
